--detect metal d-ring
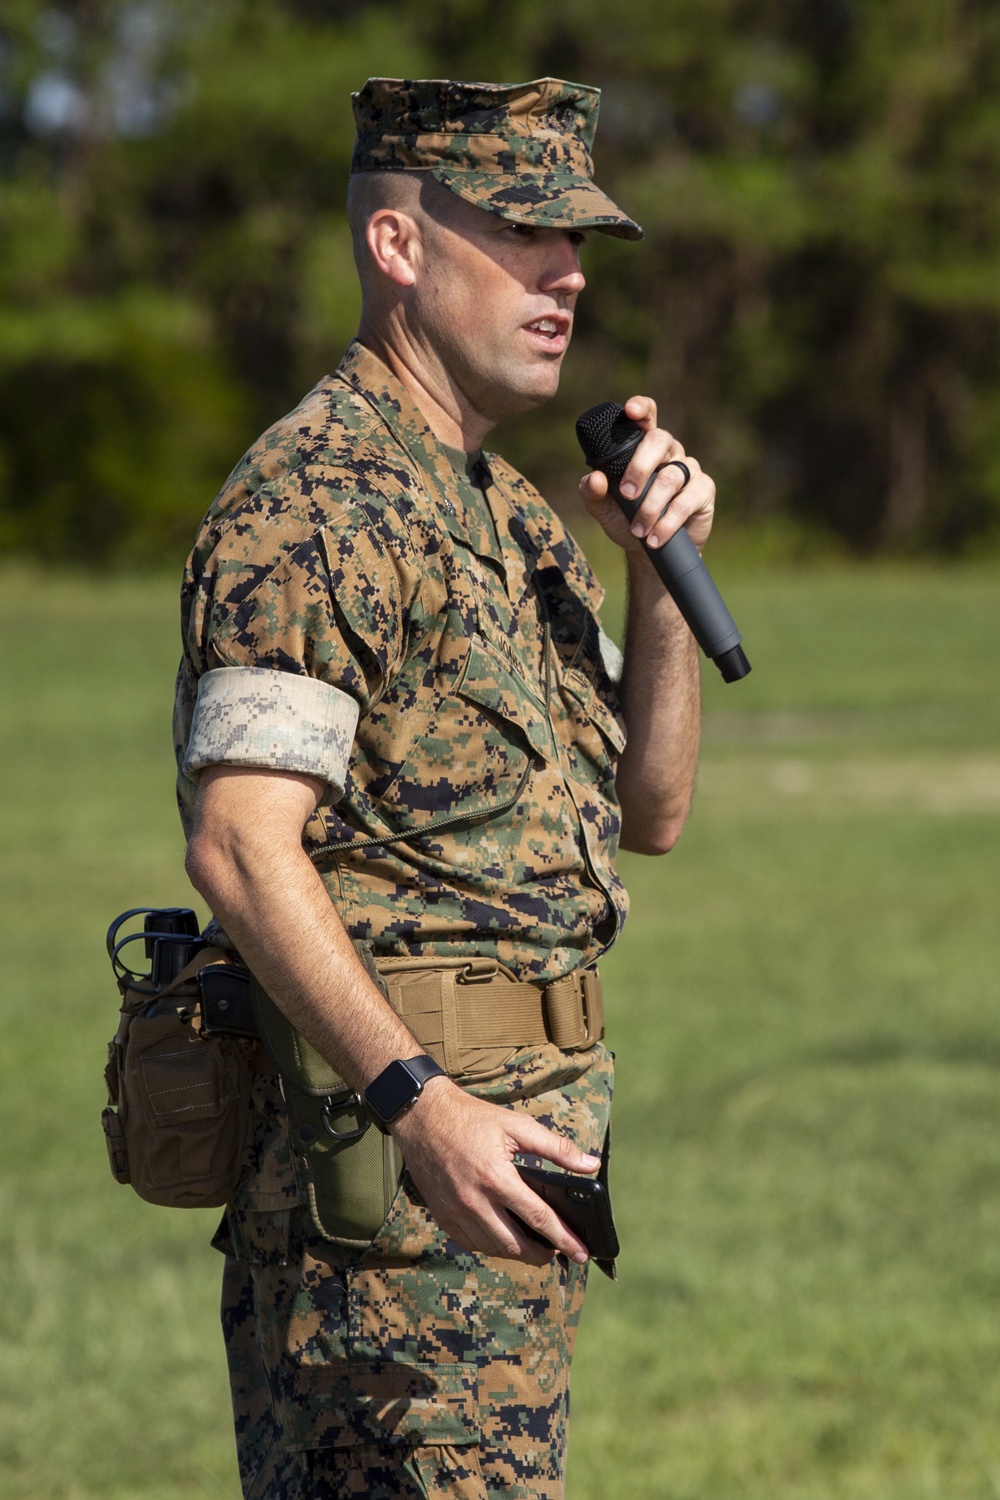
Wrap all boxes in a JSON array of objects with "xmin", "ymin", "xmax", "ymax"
[{"xmin": 320, "ymin": 1092, "xmax": 370, "ymax": 1142}]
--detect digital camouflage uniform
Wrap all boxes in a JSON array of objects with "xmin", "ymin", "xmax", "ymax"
[{"xmin": 172, "ymin": 76, "xmax": 642, "ymax": 1500}]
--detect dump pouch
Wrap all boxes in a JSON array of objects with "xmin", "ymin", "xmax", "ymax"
[{"xmin": 250, "ymin": 958, "xmax": 403, "ymax": 1248}]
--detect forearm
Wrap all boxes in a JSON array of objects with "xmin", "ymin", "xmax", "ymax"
[
  {"xmin": 615, "ymin": 559, "xmax": 701, "ymax": 854},
  {"xmin": 577, "ymin": 395, "xmax": 714, "ymax": 854},
  {"xmin": 186, "ymin": 816, "xmax": 420, "ymax": 1093}
]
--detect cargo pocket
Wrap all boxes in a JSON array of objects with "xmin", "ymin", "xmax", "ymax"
[
  {"xmin": 282, "ymin": 1360, "xmax": 481, "ymax": 1452},
  {"xmin": 271, "ymin": 1189, "xmax": 482, "ymax": 1452}
]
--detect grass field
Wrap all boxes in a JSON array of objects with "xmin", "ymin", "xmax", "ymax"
[{"xmin": 1, "ymin": 559, "xmax": 998, "ymax": 1499}]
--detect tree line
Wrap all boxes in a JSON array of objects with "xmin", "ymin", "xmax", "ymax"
[{"xmin": 1, "ymin": 0, "xmax": 999, "ymax": 564}]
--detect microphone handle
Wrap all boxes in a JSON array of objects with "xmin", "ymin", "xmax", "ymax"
[{"xmin": 612, "ymin": 479, "xmax": 751, "ymax": 683}]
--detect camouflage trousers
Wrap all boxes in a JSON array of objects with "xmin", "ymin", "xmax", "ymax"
[{"xmin": 218, "ymin": 1043, "xmax": 614, "ymax": 1499}]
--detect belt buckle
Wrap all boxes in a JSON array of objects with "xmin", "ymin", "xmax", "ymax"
[
  {"xmin": 579, "ymin": 969, "xmax": 605, "ymax": 1048},
  {"xmin": 543, "ymin": 969, "xmax": 602, "ymax": 1050}
]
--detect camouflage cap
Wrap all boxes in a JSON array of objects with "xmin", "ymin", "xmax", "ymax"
[{"xmin": 351, "ymin": 77, "xmax": 643, "ymax": 242}]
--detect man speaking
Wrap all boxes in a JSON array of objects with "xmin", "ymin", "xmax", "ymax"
[{"xmin": 174, "ymin": 75, "xmax": 714, "ymax": 1500}]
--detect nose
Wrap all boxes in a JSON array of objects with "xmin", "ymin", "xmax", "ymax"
[{"xmin": 541, "ymin": 235, "xmax": 586, "ymax": 297}]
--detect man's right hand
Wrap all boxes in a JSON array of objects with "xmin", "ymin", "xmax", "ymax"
[{"xmin": 392, "ymin": 1076, "xmax": 600, "ymax": 1266}]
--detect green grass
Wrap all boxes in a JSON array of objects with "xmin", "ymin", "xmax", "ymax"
[{"xmin": 1, "ymin": 560, "xmax": 999, "ymax": 1498}]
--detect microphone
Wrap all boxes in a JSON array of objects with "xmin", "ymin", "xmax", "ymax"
[{"xmin": 576, "ymin": 402, "xmax": 751, "ymax": 683}]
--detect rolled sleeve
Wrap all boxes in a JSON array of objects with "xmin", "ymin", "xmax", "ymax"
[{"xmin": 182, "ymin": 667, "xmax": 360, "ymax": 801}]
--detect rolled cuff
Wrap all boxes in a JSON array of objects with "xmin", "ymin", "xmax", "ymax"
[{"xmin": 182, "ymin": 667, "xmax": 359, "ymax": 801}]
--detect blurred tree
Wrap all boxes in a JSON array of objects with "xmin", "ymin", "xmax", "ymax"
[
  {"xmin": 0, "ymin": 0, "xmax": 426, "ymax": 562},
  {"xmin": 0, "ymin": 0, "xmax": 998, "ymax": 562}
]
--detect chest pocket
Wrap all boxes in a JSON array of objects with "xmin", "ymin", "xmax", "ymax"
[
  {"xmin": 555, "ymin": 603, "xmax": 627, "ymax": 782},
  {"xmin": 560, "ymin": 665, "xmax": 627, "ymax": 772},
  {"xmin": 317, "ymin": 634, "xmax": 550, "ymax": 858},
  {"xmin": 448, "ymin": 632, "xmax": 551, "ymax": 789}
]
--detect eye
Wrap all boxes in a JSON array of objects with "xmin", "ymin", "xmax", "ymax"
[{"xmin": 505, "ymin": 221, "xmax": 537, "ymax": 238}]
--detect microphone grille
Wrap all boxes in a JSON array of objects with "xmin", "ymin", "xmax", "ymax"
[{"xmin": 575, "ymin": 401, "xmax": 643, "ymax": 482}]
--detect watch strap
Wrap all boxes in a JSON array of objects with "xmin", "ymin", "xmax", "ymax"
[
  {"xmin": 364, "ymin": 1054, "xmax": 446, "ymax": 1132},
  {"xmin": 402, "ymin": 1054, "xmax": 447, "ymax": 1089},
  {"xmin": 404, "ymin": 1056, "xmax": 446, "ymax": 1092}
]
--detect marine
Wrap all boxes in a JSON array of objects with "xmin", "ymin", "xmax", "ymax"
[{"xmin": 173, "ymin": 74, "xmax": 715, "ymax": 1499}]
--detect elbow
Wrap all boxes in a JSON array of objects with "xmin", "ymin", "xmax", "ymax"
[
  {"xmin": 620, "ymin": 828, "xmax": 684, "ymax": 857},
  {"xmin": 185, "ymin": 828, "xmax": 232, "ymax": 904},
  {"xmin": 184, "ymin": 832, "xmax": 214, "ymax": 901},
  {"xmin": 619, "ymin": 811, "xmax": 688, "ymax": 857}
]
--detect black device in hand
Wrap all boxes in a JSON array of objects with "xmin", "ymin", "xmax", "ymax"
[
  {"xmin": 576, "ymin": 401, "xmax": 751, "ymax": 683},
  {"xmin": 515, "ymin": 1163, "xmax": 620, "ymax": 1261}
]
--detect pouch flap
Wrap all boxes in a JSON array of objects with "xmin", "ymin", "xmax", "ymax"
[{"xmin": 139, "ymin": 1042, "xmax": 237, "ymax": 1126}]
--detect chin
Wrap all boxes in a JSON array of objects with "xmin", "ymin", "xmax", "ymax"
[
  {"xmin": 507, "ymin": 363, "xmax": 564, "ymax": 412},
  {"xmin": 466, "ymin": 354, "xmax": 564, "ymax": 424},
  {"xmin": 490, "ymin": 386, "xmax": 558, "ymax": 422}
]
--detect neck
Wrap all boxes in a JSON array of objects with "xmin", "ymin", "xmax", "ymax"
[{"xmin": 357, "ymin": 310, "xmax": 494, "ymax": 452}]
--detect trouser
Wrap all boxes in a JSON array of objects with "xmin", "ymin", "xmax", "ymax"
[{"xmin": 218, "ymin": 1043, "xmax": 614, "ymax": 1499}]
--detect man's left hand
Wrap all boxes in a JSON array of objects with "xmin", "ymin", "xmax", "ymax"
[{"xmin": 578, "ymin": 394, "xmax": 715, "ymax": 557}]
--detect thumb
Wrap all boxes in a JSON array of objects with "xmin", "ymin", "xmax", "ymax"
[
  {"xmin": 506, "ymin": 1113, "xmax": 601, "ymax": 1175},
  {"xmin": 579, "ymin": 468, "xmax": 609, "ymax": 503}
]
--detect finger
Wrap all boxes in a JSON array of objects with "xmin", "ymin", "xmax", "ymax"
[
  {"xmin": 504, "ymin": 1114, "xmax": 601, "ymax": 1175},
  {"xmin": 501, "ymin": 1182, "xmax": 590, "ymax": 1265},
  {"xmin": 647, "ymin": 475, "xmax": 716, "ymax": 549},
  {"xmin": 619, "ymin": 432, "xmax": 686, "ymax": 502},
  {"xmin": 629, "ymin": 457, "xmax": 703, "ymax": 538},
  {"xmin": 622, "ymin": 394, "xmax": 658, "ymax": 432},
  {"xmin": 494, "ymin": 1206, "xmax": 558, "ymax": 1267},
  {"xmin": 439, "ymin": 1197, "xmax": 530, "ymax": 1260},
  {"xmin": 450, "ymin": 1197, "xmax": 558, "ymax": 1265}
]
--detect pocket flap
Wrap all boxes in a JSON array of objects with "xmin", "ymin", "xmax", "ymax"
[
  {"xmin": 282, "ymin": 1359, "xmax": 480, "ymax": 1449},
  {"xmin": 561, "ymin": 669, "xmax": 628, "ymax": 754},
  {"xmin": 458, "ymin": 635, "xmax": 551, "ymax": 762}
]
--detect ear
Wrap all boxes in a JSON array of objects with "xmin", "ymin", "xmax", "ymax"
[{"xmin": 366, "ymin": 209, "xmax": 422, "ymax": 289}]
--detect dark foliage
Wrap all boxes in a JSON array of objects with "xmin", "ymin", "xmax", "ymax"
[{"xmin": 1, "ymin": 0, "xmax": 999, "ymax": 563}]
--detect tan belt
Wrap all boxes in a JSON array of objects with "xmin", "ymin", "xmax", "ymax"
[{"xmin": 374, "ymin": 955, "xmax": 605, "ymax": 1077}]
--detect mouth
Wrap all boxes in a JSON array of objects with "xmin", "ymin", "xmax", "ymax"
[{"xmin": 523, "ymin": 313, "xmax": 571, "ymax": 354}]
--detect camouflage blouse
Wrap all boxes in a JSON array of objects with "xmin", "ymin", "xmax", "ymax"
[{"xmin": 173, "ymin": 340, "xmax": 629, "ymax": 983}]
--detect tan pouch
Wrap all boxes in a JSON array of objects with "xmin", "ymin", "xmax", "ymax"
[{"xmin": 102, "ymin": 946, "xmax": 255, "ymax": 1208}]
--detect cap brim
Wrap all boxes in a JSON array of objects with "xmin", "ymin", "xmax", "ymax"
[{"xmin": 432, "ymin": 166, "xmax": 644, "ymax": 241}]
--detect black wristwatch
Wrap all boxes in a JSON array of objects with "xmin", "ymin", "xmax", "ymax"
[{"xmin": 364, "ymin": 1055, "xmax": 446, "ymax": 1133}]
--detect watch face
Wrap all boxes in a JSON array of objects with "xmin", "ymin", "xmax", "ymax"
[{"xmin": 368, "ymin": 1059, "xmax": 420, "ymax": 1123}]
